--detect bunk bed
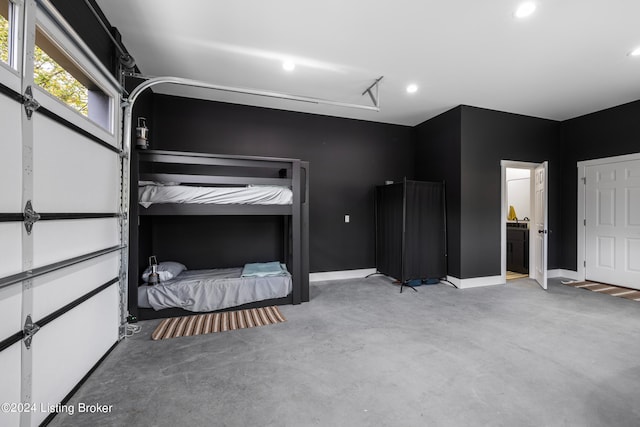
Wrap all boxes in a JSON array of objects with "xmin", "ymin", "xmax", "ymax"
[{"xmin": 128, "ymin": 150, "xmax": 309, "ymax": 321}]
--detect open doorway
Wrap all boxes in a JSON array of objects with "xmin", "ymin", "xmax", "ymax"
[
  {"xmin": 500, "ymin": 160, "xmax": 549, "ymax": 289},
  {"xmin": 505, "ymin": 167, "xmax": 531, "ymax": 280}
]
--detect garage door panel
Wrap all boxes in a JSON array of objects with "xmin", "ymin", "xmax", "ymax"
[
  {"xmin": 32, "ymin": 87, "xmax": 118, "ymax": 150},
  {"xmin": 0, "ymin": 343, "xmax": 21, "ymax": 427},
  {"xmin": 32, "ymin": 218, "xmax": 119, "ymax": 268},
  {"xmin": 2, "ymin": 3, "xmax": 125, "ymax": 426},
  {"xmin": 0, "ymin": 223, "xmax": 22, "ymax": 278},
  {"xmin": 0, "ymin": 98, "xmax": 22, "ymax": 212},
  {"xmin": 32, "ymin": 251, "xmax": 119, "ymax": 320},
  {"xmin": 33, "ymin": 114, "xmax": 119, "ymax": 213},
  {"xmin": 31, "ymin": 285, "xmax": 119, "ymax": 427},
  {"xmin": 0, "ymin": 63, "xmax": 21, "ymax": 93},
  {"xmin": 0, "ymin": 283, "xmax": 21, "ymax": 343}
]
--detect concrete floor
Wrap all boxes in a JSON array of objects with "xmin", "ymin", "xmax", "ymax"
[{"xmin": 49, "ymin": 277, "xmax": 640, "ymax": 427}]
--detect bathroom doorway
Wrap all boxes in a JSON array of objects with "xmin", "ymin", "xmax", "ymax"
[
  {"xmin": 506, "ymin": 167, "xmax": 531, "ymax": 280},
  {"xmin": 500, "ymin": 160, "xmax": 549, "ymax": 289}
]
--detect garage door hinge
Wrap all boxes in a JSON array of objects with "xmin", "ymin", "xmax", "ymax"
[
  {"xmin": 22, "ymin": 86, "xmax": 41, "ymax": 119},
  {"xmin": 23, "ymin": 200, "xmax": 40, "ymax": 235},
  {"xmin": 23, "ymin": 315, "xmax": 40, "ymax": 350}
]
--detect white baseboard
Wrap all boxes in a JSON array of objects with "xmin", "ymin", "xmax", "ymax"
[
  {"xmin": 548, "ymin": 269, "xmax": 580, "ymax": 281},
  {"xmin": 309, "ymin": 268, "xmax": 377, "ymax": 283},
  {"xmin": 310, "ymin": 270, "xmax": 581, "ymax": 286},
  {"xmin": 447, "ymin": 275, "xmax": 504, "ymax": 289},
  {"xmin": 311, "ymin": 272, "xmax": 507, "ymax": 288}
]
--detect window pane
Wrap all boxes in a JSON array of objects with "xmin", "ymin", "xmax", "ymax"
[
  {"xmin": 1, "ymin": 0, "xmax": 9, "ymax": 65},
  {"xmin": 34, "ymin": 26, "xmax": 112, "ymax": 131},
  {"xmin": 34, "ymin": 44, "xmax": 89, "ymax": 116}
]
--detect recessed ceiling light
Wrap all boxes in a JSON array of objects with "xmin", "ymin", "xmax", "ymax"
[
  {"xmin": 629, "ymin": 46, "xmax": 640, "ymax": 57},
  {"xmin": 406, "ymin": 84, "xmax": 418, "ymax": 94},
  {"xmin": 282, "ymin": 60, "xmax": 295, "ymax": 71},
  {"xmin": 515, "ymin": 2, "xmax": 536, "ymax": 18}
]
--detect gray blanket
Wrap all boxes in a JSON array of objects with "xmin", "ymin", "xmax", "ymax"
[{"xmin": 138, "ymin": 268, "xmax": 292, "ymax": 312}]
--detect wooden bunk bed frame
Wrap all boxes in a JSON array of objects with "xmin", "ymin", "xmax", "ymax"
[{"xmin": 128, "ymin": 149, "xmax": 309, "ymax": 321}]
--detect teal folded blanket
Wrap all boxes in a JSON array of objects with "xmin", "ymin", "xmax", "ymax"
[{"xmin": 241, "ymin": 262, "xmax": 288, "ymax": 278}]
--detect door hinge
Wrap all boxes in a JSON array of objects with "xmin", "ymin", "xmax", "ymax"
[
  {"xmin": 22, "ymin": 86, "xmax": 41, "ymax": 119},
  {"xmin": 23, "ymin": 200, "xmax": 40, "ymax": 235},
  {"xmin": 584, "ymin": 219, "xmax": 586, "ymax": 226},
  {"xmin": 584, "ymin": 260, "xmax": 586, "ymax": 268},
  {"xmin": 581, "ymin": 177, "xmax": 586, "ymax": 184},
  {"xmin": 23, "ymin": 315, "xmax": 40, "ymax": 350}
]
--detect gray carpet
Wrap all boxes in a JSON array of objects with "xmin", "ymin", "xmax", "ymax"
[{"xmin": 48, "ymin": 277, "xmax": 640, "ymax": 427}]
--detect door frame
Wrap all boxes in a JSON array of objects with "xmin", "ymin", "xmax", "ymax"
[
  {"xmin": 577, "ymin": 152, "xmax": 640, "ymax": 282},
  {"xmin": 500, "ymin": 160, "xmax": 540, "ymax": 283}
]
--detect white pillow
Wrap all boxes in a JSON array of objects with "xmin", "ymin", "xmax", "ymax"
[{"xmin": 142, "ymin": 261, "xmax": 186, "ymax": 283}]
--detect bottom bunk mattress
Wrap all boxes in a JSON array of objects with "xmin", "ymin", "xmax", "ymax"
[{"xmin": 138, "ymin": 266, "xmax": 292, "ymax": 312}]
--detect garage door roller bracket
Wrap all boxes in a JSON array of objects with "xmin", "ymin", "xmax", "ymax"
[
  {"xmin": 23, "ymin": 315, "xmax": 40, "ymax": 350},
  {"xmin": 24, "ymin": 200, "xmax": 40, "ymax": 235}
]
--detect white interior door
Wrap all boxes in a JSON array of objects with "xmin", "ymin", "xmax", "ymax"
[
  {"xmin": 533, "ymin": 162, "xmax": 548, "ymax": 290},
  {"xmin": 585, "ymin": 159, "xmax": 640, "ymax": 288}
]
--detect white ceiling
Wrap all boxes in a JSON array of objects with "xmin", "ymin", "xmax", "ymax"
[{"xmin": 96, "ymin": 0, "xmax": 640, "ymax": 126}]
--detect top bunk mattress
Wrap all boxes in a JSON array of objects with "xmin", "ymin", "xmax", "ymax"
[{"xmin": 139, "ymin": 184, "xmax": 293, "ymax": 208}]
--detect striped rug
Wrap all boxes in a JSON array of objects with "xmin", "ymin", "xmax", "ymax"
[
  {"xmin": 563, "ymin": 281, "xmax": 640, "ymax": 302},
  {"xmin": 151, "ymin": 306, "xmax": 286, "ymax": 340}
]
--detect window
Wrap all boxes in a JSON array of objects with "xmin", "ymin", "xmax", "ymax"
[
  {"xmin": 35, "ymin": 26, "xmax": 112, "ymax": 130},
  {"xmin": 0, "ymin": 0, "xmax": 13, "ymax": 66}
]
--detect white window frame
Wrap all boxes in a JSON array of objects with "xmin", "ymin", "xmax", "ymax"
[
  {"xmin": 0, "ymin": 0, "xmax": 23, "ymax": 92},
  {"xmin": 34, "ymin": 3, "xmax": 120, "ymax": 145}
]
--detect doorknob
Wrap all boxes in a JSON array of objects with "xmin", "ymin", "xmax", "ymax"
[{"xmin": 538, "ymin": 229, "xmax": 548, "ymax": 234}]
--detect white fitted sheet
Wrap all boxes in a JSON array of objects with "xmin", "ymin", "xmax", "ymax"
[{"xmin": 139, "ymin": 184, "xmax": 293, "ymax": 208}]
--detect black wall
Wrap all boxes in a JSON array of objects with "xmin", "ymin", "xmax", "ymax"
[
  {"xmin": 149, "ymin": 95, "xmax": 416, "ymax": 272},
  {"xmin": 414, "ymin": 107, "xmax": 462, "ymax": 277},
  {"xmin": 459, "ymin": 106, "xmax": 561, "ymax": 279},
  {"xmin": 148, "ymin": 216, "xmax": 285, "ymax": 269},
  {"xmin": 51, "ymin": 0, "xmax": 115, "ymax": 72},
  {"xmin": 415, "ymin": 106, "xmax": 561, "ymax": 280},
  {"xmin": 559, "ymin": 99, "xmax": 640, "ymax": 270}
]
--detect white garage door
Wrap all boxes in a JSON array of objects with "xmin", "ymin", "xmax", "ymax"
[
  {"xmin": 585, "ymin": 157, "xmax": 640, "ymax": 288},
  {"xmin": 0, "ymin": 2, "xmax": 125, "ymax": 426}
]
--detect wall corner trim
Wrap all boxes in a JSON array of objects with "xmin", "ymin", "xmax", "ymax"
[
  {"xmin": 310, "ymin": 268, "xmax": 377, "ymax": 282},
  {"xmin": 447, "ymin": 275, "xmax": 504, "ymax": 289},
  {"xmin": 548, "ymin": 269, "xmax": 580, "ymax": 281}
]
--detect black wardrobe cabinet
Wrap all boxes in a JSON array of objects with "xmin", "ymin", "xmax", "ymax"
[{"xmin": 374, "ymin": 180, "xmax": 447, "ymax": 287}]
